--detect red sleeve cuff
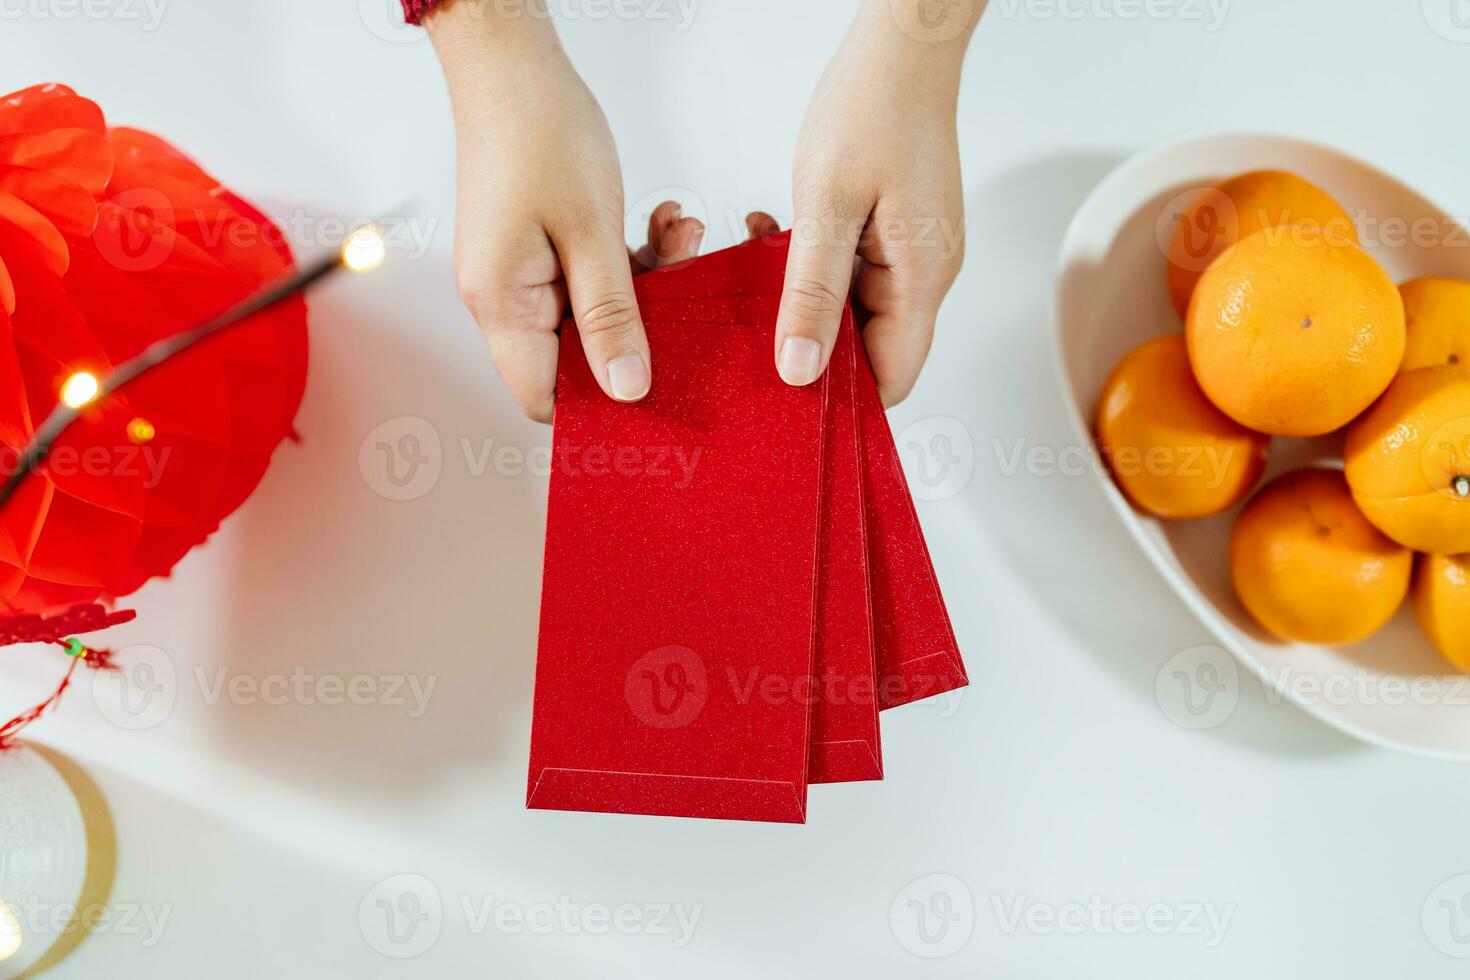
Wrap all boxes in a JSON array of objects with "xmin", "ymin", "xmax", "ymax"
[{"xmin": 401, "ymin": 0, "xmax": 440, "ymax": 25}]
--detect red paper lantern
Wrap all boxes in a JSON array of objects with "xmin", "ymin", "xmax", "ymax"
[{"xmin": 0, "ymin": 83, "xmax": 307, "ymax": 614}]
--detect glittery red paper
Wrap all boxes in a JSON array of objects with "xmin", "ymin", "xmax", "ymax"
[
  {"xmin": 852, "ymin": 335, "xmax": 967, "ymax": 708},
  {"xmin": 639, "ymin": 293, "xmax": 881, "ymax": 784},
  {"xmin": 808, "ymin": 312, "xmax": 882, "ymax": 781},
  {"xmin": 528, "ymin": 289, "xmax": 827, "ymax": 824},
  {"xmin": 639, "ymin": 234, "xmax": 965, "ymax": 709},
  {"xmin": 642, "ymin": 276, "xmax": 964, "ymax": 695},
  {"xmin": 529, "ymin": 233, "xmax": 964, "ymax": 822}
]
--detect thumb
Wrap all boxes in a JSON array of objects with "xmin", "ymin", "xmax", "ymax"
[
  {"xmin": 553, "ymin": 219, "xmax": 652, "ymax": 403},
  {"xmin": 775, "ymin": 195, "xmax": 867, "ymax": 387}
]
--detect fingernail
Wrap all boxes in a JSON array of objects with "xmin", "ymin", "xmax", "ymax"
[
  {"xmin": 607, "ymin": 354, "xmax": 651, "ymax": 401},
  {"xmin": 777, "ymin": 338, "xmax": 823, "ymax": 386},
  {"xmin": 677, "ymin": 222, "xmax": 706, "ymax": 263}
]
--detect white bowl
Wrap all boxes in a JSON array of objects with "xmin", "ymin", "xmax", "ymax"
[{"xmin": 1052, "ymin": 133, "xmax": 1470, "ymax": 760}]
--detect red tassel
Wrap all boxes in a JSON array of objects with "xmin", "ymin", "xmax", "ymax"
[{"xmin": 0, "ymin": 639, "xmax": 116, "ymax": 749}]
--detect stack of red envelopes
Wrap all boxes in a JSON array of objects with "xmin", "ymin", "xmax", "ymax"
[{"xmin": 528, "ymin": 231, "xmax": 965, "ymax": 823}]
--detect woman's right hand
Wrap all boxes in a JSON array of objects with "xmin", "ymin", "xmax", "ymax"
[{"xmin": 428, "ymin": 3, "xmax": 667, "ymax": 422}]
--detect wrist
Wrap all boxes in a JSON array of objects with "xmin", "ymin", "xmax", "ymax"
[
  {"xmin": 428, "ymin": 0, "xmax": 571, "ymax": 117},
  {"xmin": 854, "ymin": 0, "xmax": 981, "ymax": 63},
  {"xmin": 427, "ymin": 0, "xmax": 562, "ymax": 62},
  {"xmin": 824, "ymin": 0, "xmax": 975, "ymax": 120}
]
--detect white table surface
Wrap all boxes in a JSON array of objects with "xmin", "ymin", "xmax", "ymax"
[{"xmin": 5, "ymin": 1, "xmax": 1470, "ymax": 976}]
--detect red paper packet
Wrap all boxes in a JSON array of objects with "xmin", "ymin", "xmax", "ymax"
[
  {"xmin": 528, "ymin": 232, "xmax": 965, "ymax": 822},
  {"xmin": 640, "ymin": 234, "xmax": 967, "ymax": 710},
  {"xmin": 639, "ymin": 298, "xmax": 881, "ymax": 783},
  {"xmin": 527, "ymin": 299, "xmax": 826, "ymax": 823}
]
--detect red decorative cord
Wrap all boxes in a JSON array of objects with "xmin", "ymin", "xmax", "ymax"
[
  {"xmin": 0, "ymin": 640, "xmax": 117, "ymax": 748},
  {"xmin": 0, "ymin": 603, "xmax": 134, "ymax": 747},
  {"xmin": 401, "ymin": 0, "xmax": 441, "ymax": 24}
]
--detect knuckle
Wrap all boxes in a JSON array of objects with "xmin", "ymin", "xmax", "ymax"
[
  {"xmin": 454, "ymin": 263, "xmax": 493, "ymax": 317},
  {"xmin": 454, "ymin": 255, "xmax": 515, "ymax": 322},
  {"xmin": 902, "ymin": 240, "xmax": 964, "ymax": 297},
  {"xmin": 794, "ymin": 161, "xmax": 853, "ymax": 208},
  {"xmin": 459, "ymin": 277, "xmax": 552, "ymax": 339},
  {"xmin": 554, "ymin": 198, "xmax": 623, "ymax": 245},
  {"xmin": 519, "ymin": 391, "xmax": 555, "ymax": 425},
  {"xmin": 880, "ymin": 375, "xmax": 916, "ymax": 408},
  {"xmin": 782, "ymin": 276, "xmax": 845, "ymax": 323},
  {"xmin": 454, "ymin": 231, "xmax": 543, "ymax": 319},
  {"xmin": 575, "ymin": 294, "xmax": 641, "ymax": 345},
  {"xmin": 794, "ymin": 165, "xmax": 873, "ymax": 223}
]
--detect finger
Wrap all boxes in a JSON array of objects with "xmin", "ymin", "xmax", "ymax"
[
  {"xmin": 482, "ymin": 305, "xmax": 561, "ymax": 422},
  {"xmin": 648, "ymin": 199, "xmax": 682, "ymax": 248},
  {"xmin": 463, "ymin": 281, "xmax": 563, "ymax": 423},
  {"xmin": 853, "ymin": 262, "xmax": 939, "ymax": 407},
  {"xmin": 551, "ymin": 216, "xmax": 652, "ymax": 403},
  {"xmin": 775, "ymin": 192, "xmax": 869, "ymax": 387},
  {"xmin": 456, "ymin": 237, "xmax": 564, "ymax": 422},
  {"xmin": 632, "ymin": 200, "xmax": 685, "ymax": 271},
  {"xmin": 654, "ymin": 216, "xmax": 704, "ymax": 267},
  {"xmin": 746, "ymin": 211, "xmax": 780, "ymax": 239}
]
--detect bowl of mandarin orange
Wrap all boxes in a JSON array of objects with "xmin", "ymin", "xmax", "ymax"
[{"xmin": 1053, "ymin": 134, "xmax": 1470, "ymax": 757}]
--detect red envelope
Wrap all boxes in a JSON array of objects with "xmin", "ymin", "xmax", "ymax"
[
  {"xmin": 638, "ymin": 236, "xmax": 967, "ymax": 711},
  {"xmin": 529, "ymin": 232, "xmax": 965, "ymax": 822},
  {"xmin": 639, "ymin": 297, "xmax": 881, "ymax": 783},
  {"xmin": 527, "ymin": 303, "xmax": 827, "ymax": 823},
  {"xmin": 634, "ymin": 234, "xmax": 791, "ymax": 305},
  {"xmin": 851, "ymin": 334, "xmax": 967, "ymax": 709},
  {"xmin": 808, "ymin": 312, "xmax": 883, "ymax": 781}
]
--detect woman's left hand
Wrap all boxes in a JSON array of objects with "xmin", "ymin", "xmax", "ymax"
[{"xmin": 773, "ymin": 0, "xmax": 978, "ymax": 406}]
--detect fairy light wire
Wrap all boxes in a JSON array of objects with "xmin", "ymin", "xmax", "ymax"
[{"xmin": 0, "ymin": 226, "xmax": 385, "ymax": 514}]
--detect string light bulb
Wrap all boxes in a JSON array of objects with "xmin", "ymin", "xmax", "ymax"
[
  {"xmin": 0, "ymin": 899, "xmax": 20, "ymax": 961},
  {"xmin": 127, "ymin": 418, "xmax": 156, "ymax": 444},
  {"xmin": 60, "ymin": 372, "xmax": 99, "ymax": 409},
  {"xmin": 342, "ymin": 225, "xmax": 387, "ymax": 273}
]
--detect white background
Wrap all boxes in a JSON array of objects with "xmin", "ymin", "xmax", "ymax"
[{"xmin": 4, "ymin": 0, "xmax": 1470, "ymax": 976}]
